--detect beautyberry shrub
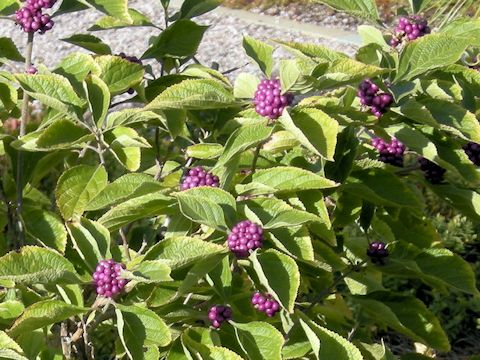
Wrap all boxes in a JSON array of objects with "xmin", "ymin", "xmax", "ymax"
[
  {"xmin": 208, "ymin": 305, "xmax": 232, "ymax": 328},
  {"xmin": 15, "ymin": 0, "xmax": 55, "ymax": 33},
  {"xmin": 418, "ymin": 157, "xmax": 446, "ymax": 184},
  {"xmin": 227, "ymin": 220, "xmax": 263, "ymax": 258},
  {"xmin": 463, "ymin": 142, "xmax": 480, "ymax": 166},
  {"xmin": 358, "ymin": 79, "xmax": 393, "ymax": 118},
  {"xmin": 93, "ymin": 259, "xmax": 128, "ymax": 298},
  {"xmin": 251, "ymin": 292, "xmax": 280, "ymax": 317},
  {"xmin": 390, "ymin": 15, "xmax": 430, "ymax": 47},
  {"xmin": 372, "ymin": 137, "xmax": 406, "ymax": 167},
  {"xmin": 367, "ymin": 241, "xmax": 389, "ymax": 265},
  {"xmin": 181, "ymin": 166, "xmax": 219, "ymax": 190},
  {"xmin": 254, "ymin": 78, "xmax": 293, "ymax": 119}
]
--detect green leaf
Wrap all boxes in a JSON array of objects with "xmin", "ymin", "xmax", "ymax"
[
  {"xmin": 86, "ymin": 0, "xmax": 131, "ymax": 22},
  {"xmin": 146, "ymin": 79, "xmax": 237, "ymax": 110},
  {"xmin": 310, "ymin": 0, "xmax": 379, "ymax": 22},
  {"xmin": 242, "ymin": 197, "xmax": 323, "ymax": 229},
  {"xmin": 243, "ymin": 36, "xmax": 274, "ymax": 77},
  {"xmin": 0, "ymin": 330, "xmax": 24, "ymax": 355},
  {"xmin": 89, "ymin": 8, "xmax": 153, "ymax": 30},
  {"xmin": 67, "ymin": 218, "xmax": 111, "ymax": 272},
  {"xmin": 174, "ymin": 187, "xmax": 236, "ymax": 230},
  {"xmin": 430, "ymin": 184, "xmax": 480, "ymax": 222},
  {"xmin": 34, "ymin": 119, "xmax": 90, "ymax": 150},
  {"xmin": 0, "ymin": 301, "xmax": 24, "ymax": 320},
  {"xmin": 244, "ymin": 166, "xmax": 337, "ymax": 194},
  {"xmin": 143, "ymin": 19, "xmax": 208, "ymax": 59},
  {"xmin": 263, "ymin": 130, "xmax": 300, "ymax": 153},
  {"xmin": 275, "ymin": 40, "xmax": 348, "ymax": 62},
  {"xmin": 86, "ymin": 173, "xmax": 162, "ymax": 211},
  {"xmin": 9, "ymin": 300, "xmax": 87, "ymax": 337},
  {"xmin": 414, "ymin": 248, "xmax": 480, "ymax": 296},
  {"xmin": 0, "ymin": 37, "xmax": 24, "ymax": 62},
  {"xmin": 115, "ymin": 304, "xmax": 171, "ymax": 359},
  {"xmin": 234, "ymin": 73, "xmax": 260, "ymax": 99},
  {"xmin": 395, "ymin": 34, "xmax": 472, "ymax": 81},
  {"xmin": 217, "ymin": 123, "xmax": 273, "ymax": 166},
  {"xmin": 358, "ymin": 25, "xmax": 389, "ymax": 50},
  {"xmin": 279, "ymin": 59, "xmax": 302, "ymax": 93},
  {"xmin": 61, "ymin": 34, "xmax": 111, "ymax": 55},
  {"xmin": 98, "ymin": 192, "xmax": 173, "ymax": 231},
  {"xmin": 250, "ymin": 249, "xmax": 300, "ymax": 313},
  {"xmin": 23, "ymin": 208, "xmax": 67, "ymax": 253},
  {"xmin": 0, "ymin": 79, "xmax": 18, "ymax": 110},
  {"xmin": 104, "ymin": 127, "xmax": 143, "ymax": 171},
  {"xmin": 96, "ymin": 55, "xmax": 144, "ymax": 95},
  {"xmin": 232, "ymin": 321, "xmax": 284, "ymax": 360},
  {"xmin": 0, "ymin": 0, "xmax": 20, "ymax": 16},
  {"xmin": 178, "ymin": 0, "xmax": 222, "ymax": 19},
  {"xmin": 280, "ymin": 108, "xmax": 339, "ymax": 160},
  {"xmin": 441, "ymin": 18, "xmax": 480, "ymax": 46},
  {"xmin": 55, "ymin": 165, "xmax": 108, "ymax": 221},
  {"xmin": 84, "ymin": 74, "xmax": 110, "ymax": 127},
  {"xmin": 0, "ymin": 246, "xmax": 80, "ymax": 284},
  {"xmin": 186, "ymin": 143, "xmax": 223, "ymax": 159},
  {"xmin": 124, "ymin": 260, "xmax": 172, "ymax": 284},
  {"xmin": 15, "ymin": 73, "xmax": 84, "ymax": 118},
  {"xmin": 144, "ymin": 236, "xmax": 226, "ymax": 270},
  {"xmin": 105, "ymin": 108, "xmax": 165, "ymax": 129},
  {"xmin": 54, "ymin": 52, "xmax": 101, "ymax": 92},
  {"xmin": 353, "ymin": 292, "xmax": 450, "ymax": 351},
  {"xmin": 345, "ymin": 169, "xmax": 421, "ymax": 207},
  {"xmin": 297, "ymin": 311, "xmax": 363, "ymax": 360}
]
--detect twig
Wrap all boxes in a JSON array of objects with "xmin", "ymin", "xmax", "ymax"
[
  {"xmin": 306, "ymin": 261, "xmax": 367, "ymax": 311},
  {"xmin": 96, "ymin": 140, "xmax": 105, "ymax": 165},
  {"xmin": 60, "ymin": 322, "xmax": 72, "ymax": 359},
  {"xmin": 15, "ymin": 31, "xmax": 34, "ymax": 250},
  {"xmin": 251, "ymin": 143, "xmax": 262, "ymax": 174},
  {"xmin": 119, "ymin": 228, "xmax": 131, "ymax": 261}
]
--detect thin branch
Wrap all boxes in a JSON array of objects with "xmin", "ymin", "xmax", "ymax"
[
  {"xmin": 60, "ymin": 322, "xmax": 72, "ymax": 359},
  {"xmin": 305, "ymin": 261, "xmax": 367, "ymax": 311},
  {"xmin": 119, "ymin": 228, "xmax": 131, "ymax": 261},
  {"xmin": 251, "ymin": 143, "xmax": 262, "ymax": 174},
  {"xmin": 15, "ymin": 31, "xmax": 34, "ymax": 250}
]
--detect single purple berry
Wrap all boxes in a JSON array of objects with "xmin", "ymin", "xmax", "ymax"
[
  {"xmin": 418, "ymin": 157, "xmax": 446, "ymax": 184},
  {"xmin": 180, "ymin": 166, "xmax": 220, "ymax": 190},
  {"xmin": 367, "ymin": 241, "xmax": 389, "ymax": 265},
  {"xmin": 254, "ymin": 78, "xmax": 293, "ymax": 120},
  {"xmin": 463, "ymin": 142, "xmax": 480, "ymax": 166},
  {"xmin": 251, "ymin": 292, "xmax": 280, "ymax": 317},
  {"xmin": 227, "ymin": 220, "xmax": 264, "ymax": 258},
  {"xmin": 26, "ymin": 65, "xmax": 38, "ymax": 74},
  {"xmin": 92, "ymin": 259, "xmax": 128, "ymax": 298},
  {"xmin": 208, "ymin": 305, "xmax": 232, "ymax": 329}
]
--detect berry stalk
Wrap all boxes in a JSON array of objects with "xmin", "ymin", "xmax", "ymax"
[{"xmin": 15, "ymin": 31, "xmax": 34, "ymax": 250}]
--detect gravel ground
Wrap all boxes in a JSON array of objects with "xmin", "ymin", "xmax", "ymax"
[
  {"xmin": 0, "ymin": 0, "xmax": 357, "ymax": 78},
  {"xmin": 246, "ymin": 2, "xmax": 399, "ymax": 32}
]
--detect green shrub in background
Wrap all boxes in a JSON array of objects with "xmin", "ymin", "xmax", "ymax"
[{"xmin": 0, "ymin": 0, "xmax": 479, "ymax": 358}]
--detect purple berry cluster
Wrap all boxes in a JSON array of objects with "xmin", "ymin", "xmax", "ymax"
[
  {"xmin": 117, "ymin": 52, "xmax": 143, "ymax": 66},
  {"xmin": 208, "ymin": 305, "xmax": 232, "ymax": 328},
  {"xmin": 254, "ymin": 78, "xmax": 293, "ymax": 120},
  {"xmin": 390, "ymin": 15, "xmax": 430, "ymax": 47},
  {"xmin": 26, "ymin": 65, "xmax": 38, "ymax": 74},
  {"xmin": 463, "ymin": 142, "xmax": 480, "ymax": 166},
  {"xmin": 227, "ymin": 220, "xmax": 263, "ymax": 258},
  {"xmin": 418, "ymin": 157, "xmax": 446, "ymax": 184},
  {"xmin": 181, "ymin": 166, "xmax": 219, "ymax": 190},
  {"xmin": 358, "ymin": 79, "xmax": 393, "ymax": 118},
  {"xmin": 92, "ymin": 259, "xmax": 128, "ymax": 298},
  {"xmin": 367, "ymin": 241, "xmax": 389, "ymax": 265},
  {"xmin": 15, "ymin": 0, "xmax": 55, "ymax": 34},
  {"xmin": 251, "ymin": 292, "xmax": 280, "ymax": 317},
  {"xmin": 372, "ymin": 137, "xmax": 406, "ymax": 167}
]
